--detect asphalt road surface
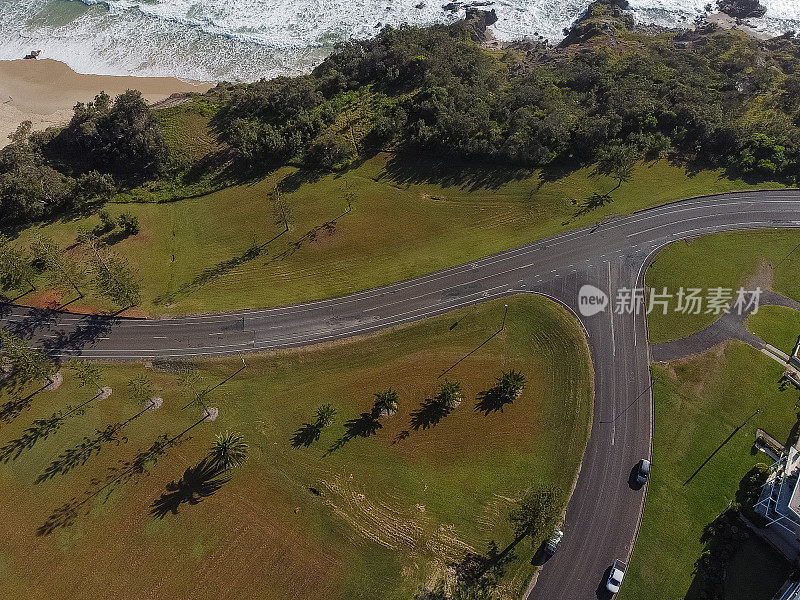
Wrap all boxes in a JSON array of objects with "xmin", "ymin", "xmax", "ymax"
[{"xmin": 3, "ymin": 190, "xmax": 800, "ymax": 599}]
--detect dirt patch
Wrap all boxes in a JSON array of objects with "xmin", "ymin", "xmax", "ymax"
[
  {"xmin": 24, "ymin": 287, "xmax": 66, "ymax": 310},
  {"xmin": 319, "ymin": 474, "xmax": 473, "ymax": 577},
  {"xmin": 747, "ymin": 260, "xmax": 775, "ymax": 291},
  {"xmin": 662, "ymin": 341, "xmax": 730, "ymax": 397}
]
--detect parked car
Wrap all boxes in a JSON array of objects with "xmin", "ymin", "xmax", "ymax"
[
  {"xmin": 606, "ymin": 559, "xmax": 627, "ymax": 594},
  {"xmin": 636, "ymin": 459, "xmax": 651, "ymax": 485},
  {"xmin": 543, "ymin": 528, "xmax": 563, "ymax": 558}
]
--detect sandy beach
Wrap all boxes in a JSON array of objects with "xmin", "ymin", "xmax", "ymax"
[{"xmin": 0, "ymin": 59, "xmax": 213, "ymax": 147}]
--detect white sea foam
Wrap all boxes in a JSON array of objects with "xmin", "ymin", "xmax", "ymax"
[{"xmin": 0, "ymin": 0, "xmax": 798, "ymax": 82}]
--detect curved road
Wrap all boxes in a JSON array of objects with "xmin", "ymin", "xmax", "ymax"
[{"xmin": 3, "ymin": 190, "xmax": 800, "ymax": 599}]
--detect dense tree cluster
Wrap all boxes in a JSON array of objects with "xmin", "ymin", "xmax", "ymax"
[
  {"xmin": 0, "ymin": 91, "xmax": 168, "ymax": 229},
  {"xmin": 216, "ymin": 6, "xmax": 800, "ymax": 182}
]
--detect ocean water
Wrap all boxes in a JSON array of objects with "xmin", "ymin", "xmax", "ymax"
[{"xmin": 0, "ymin": 0, "xmax": 798, "ymax": 82}]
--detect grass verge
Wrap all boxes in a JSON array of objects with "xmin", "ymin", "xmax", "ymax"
[
  {"xmin": 646, "ymin": 230, "xmax": 800, "ymax": 344},
  {"xmin": 747, "ymin": 305, "xmax": 800, "ymax": 356},
  {"xmin": 0, "ymin": 295, "xmax": 593, "ymax": 600},
  {"xmin": 621, "ymin": 341, "xmax": 795, "ymax": 600}
]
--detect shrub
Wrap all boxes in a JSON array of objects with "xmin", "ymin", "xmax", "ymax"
[
  {"xmin": 118, "ymin": 213, "xmax": 140, "ymax": 236},
  {"xmin": 304, "ymin": 133, "xmax": 355, "ymax": 169}
]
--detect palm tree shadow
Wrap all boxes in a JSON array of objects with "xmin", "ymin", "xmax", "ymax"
[
  {"xmin": 410, "ymin": 399, "xmax": 450, "ymax": 430},
  {"xmin": 475, "ymin": 387, "xmax": 513, "ymax": 416},
  {"xmin": 150, "ymin": 458, "xmax": 230, "ymax": 519},
  {"xmin": 291, "ymin": 422, "xmax": 322, "ymax": 448},
  {"xmin": 324, "ymin": 412, "xmax": 382, "ymax": 455}
]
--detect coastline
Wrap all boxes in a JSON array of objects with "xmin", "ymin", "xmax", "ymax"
[{"xmin": 0, "ymin": 58, "xmax": 214, "ymax": 148}]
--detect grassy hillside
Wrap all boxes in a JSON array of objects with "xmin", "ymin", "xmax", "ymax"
[
  {"xmin": 12, "ymin": 100, "xmax": 777, "ymax": 315},
  {"xmin": 0, "ymin": 295, "xmax": 593, "ymax": 600}
]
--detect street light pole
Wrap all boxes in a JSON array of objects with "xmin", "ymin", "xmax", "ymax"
[{"xmin": 501, "ymin": 304, "xmax": 508, "ymax": 331}]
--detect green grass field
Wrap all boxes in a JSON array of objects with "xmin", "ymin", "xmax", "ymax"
[
  {"xmin": 646, "ymin": 230, "xmax": 800, "ymax": 344},
  {"xmin": 0, "ymin": 295, "xmax": 593, "ymax": 600},
  {"xmin": 621, "ymin": 342, "xmax": 795, "ymax": 600},
  {"xmin": 747, "ymin": 305, "xmax": 800, "ymax": 355},
  {"xmin": 9, "ymin": 101, "xmax": 782, "ymax": 316}
]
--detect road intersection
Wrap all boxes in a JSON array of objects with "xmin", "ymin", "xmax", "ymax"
[{"xmin": 3, "ymin": 190, "xmax": 800, "ymax": 598}]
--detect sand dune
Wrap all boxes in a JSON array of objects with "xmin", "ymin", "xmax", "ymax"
[{"xmin": 0, "ymin": 59, "xmax": 212, "ymax": 147}]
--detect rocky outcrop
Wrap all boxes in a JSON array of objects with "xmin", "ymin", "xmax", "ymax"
[
  {"xmin": 717, "ymin": 0, "xmax": 767, "ymax": 19},
  {"xmin": 463, "ymin": 8, "xmax": 498, "ymax": 43},
  {"xmin": 560, "ymin": 0, "xmax": 634, "ymax": 47}
]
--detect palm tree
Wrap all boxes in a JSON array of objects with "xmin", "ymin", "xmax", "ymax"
[
  {"xmin": 436, "ymin": 379, "xmax": 463, "ymax": 411},
  {"xmin": 315, "ymin": 403, "xmax": 337, "ymax": 428},
  {"xmin": 372, "ymin": 388, "xmax": 399, "ymax": 417},
  {"xmin": 497, "ymin": 370, "xmax": 526, "ymax": 401},
  {"xmin": 208, "ymin": 430, "xmax": 248, "ymax": 471}
]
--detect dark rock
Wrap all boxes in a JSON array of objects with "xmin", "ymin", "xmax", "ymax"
[
  {"xmin": 415, "ymin": 2, "xmax": 425, "ymax": 8},
  {"xmin": 442, "ymin": 2, "xmax": 460, "ymax": 12},
  {"xmin": 717, "ymin": 0, "xmax": 767, "ymax": 19},
  {"xmin": 465, "ymin": 6, "xmax": 497, "ymax": 26},
  {"xmin": 463, "ymin": 8, "xmax": 498, "ymax": 42},
  {"xmin": 23, "ymin": 50, "xmax": 41, "ymax": 60}
]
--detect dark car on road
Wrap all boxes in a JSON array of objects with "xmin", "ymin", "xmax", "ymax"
[{"xmin": 636, "ymin": 459, "xmax": 651, "ymax": 485}]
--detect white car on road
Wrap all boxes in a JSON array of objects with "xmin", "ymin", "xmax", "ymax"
[{"xmin": 606, "ymin": 559, "xmax": 627, "ymax": 594}]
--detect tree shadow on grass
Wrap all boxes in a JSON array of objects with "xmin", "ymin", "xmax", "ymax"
[
  {"xmin": 154, "ymin": 207, "xmax": 349, "ymax": 306},
  {"xmin": 150, "ymin": 458, "xmax": 230, "ymax": 518},
  {"xmin": 474, "ymin": 386, "xmax": 517, "ymax": 416},
  {"xmin": 378, "ymin": 153, "xmax": 531, "ymax": 192},
  {"xmin": 325, "ymin": 412, "xmax": 382, "ymax": 456},
  {"xmin": 0, "ymin": 383, "xmax": 48, "ymax": 424},
  {"xmin": 291, "ymin": 422, "xmax": 323, "ymax": 448},
  {"xmin": 35, "ymin": 403, "xmax": 153, "ymax": 483},
  {"xmin": 562, "ymin": 192, "xmax": 613, "ymax": 226},
  {"xmin": 37, "ymin": 417, "xmax": 206, "ymax": 536},
  {"xmin": 0, "ymin": 392, "xmax": 103, "ymax": 463},
  {"xmin": 409, "ymin": 399, "xmax": 452, "ymax": 431}
]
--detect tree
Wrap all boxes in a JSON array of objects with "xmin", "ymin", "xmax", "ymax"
[
  {"xmin": 8, "ymin": 121, "xmax": 32, "ymax": 144},
  {"xmin": 476, "ymin": 370, "xmax": 527, "ymax": 415},
  {"xmin": 436, "ymin": 379, "xmax": 463, "ymax": 412},
  {"xmin": 594, "ymin": 142, "xmax": 639, "ymax": 191},
  {"xmin": 315, "ymin": 403, "xmax": 337, "ymax": 427},
  {"xmin": 118, "ymin": 212, "xmax": 140, "ymax": 236},
  {"xmin": 0, "ymin": 235, "xmax": 35, "ymax": 293},
  {"xmin": 127, "ymin": 374, "xmax": 154, "ymax": 404},
  {"xmin": 270, "ymin": 178, "xmax": 292, "ymax": 231},
  {"xmin": 372, "ymin": 388, "xmax": 399, "ymax": 417},
  {"xmin": 97, "ymin": 209, "xmax": 116, "ymax": 234},
  {"xmin": 88, "ymin": 246, "xmax": 141, "ymax": 308},
  {"xmin": 69, "ymin": 359, "xmax": 102, "ymax": 392},
  {"xmin": 304, "ymin": 132, "xmax": 355, "ymax": 169},
  {"xmin": 208, "ymin": 430, "xmax": 248, "ymax": 471},
  {"xmin": 496, "ymin": 370, "xmax": 526, "ymax": 402},
  {"xmin": 736, "ymin": 133, "xmax": 788, "ymax": 179},
  {"xmin": 508, "ymin": 485, "xmax": 562, "ymax": 549},
  {"xmin": 0, "ymin": 330, "xmax": 54, "ymax": 384},
  {"xmin": 53, "ymin": 90, "xmax": 169, "ymax": 180},
  {"xmin": 30, "ymin": 235, "xmax": 83, "ymax": 298}
]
